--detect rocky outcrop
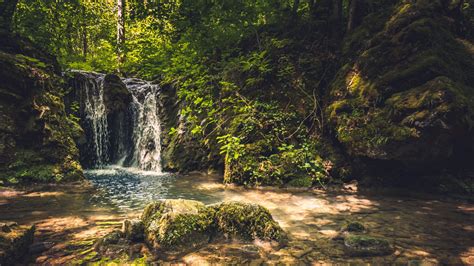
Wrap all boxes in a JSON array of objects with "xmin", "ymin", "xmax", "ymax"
[
  {"xmin": 327, "ymin": 0, "xmax": 474, "ymax": 176},
  {"xmin": 0, "ymin": 222, "xmax": 35, "ymax": 264},
  {"xmin": 96, "ymin": 200, "xmax": 286, "ymax": 259},
  {"xmin": 158, "ymin": 83, "xmax": 217, "ymax": 173},
  {"xmin": 0, "ymin": 32, "xmax": 83, "ymax": 183}
]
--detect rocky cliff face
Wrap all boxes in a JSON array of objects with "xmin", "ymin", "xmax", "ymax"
[
  {"xmin": 0, "ymin": 32, "xmax": 83, "ymax": 183},
  {"xmin": 326, "ymin": 0, "xmax": 474, "ymax": 179}
]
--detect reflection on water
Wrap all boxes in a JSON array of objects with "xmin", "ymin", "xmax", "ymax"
[{"xmin": 86, "ymin": 167, "xmax": 222, "ymax": 211}]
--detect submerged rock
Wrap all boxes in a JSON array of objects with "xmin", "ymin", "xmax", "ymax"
[
  {"xmin": 342, "ymin": 221, "xmax": 366, "ymax": 233},
  {"xmin": 0, "ymin": 222, "xmax": 35, "ymax": 265},
  {"xmin": 344, "ymin": 235, "xmax": 393, "ymax": 257},
  {"xmin": 213, "ymin": 201, "xmax": 287, "ymax": 244}
]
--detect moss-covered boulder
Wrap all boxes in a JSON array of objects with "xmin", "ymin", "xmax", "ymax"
[
  {"xmin": 0, "ymin": 32, "xmax": 83, "ymax": 184},
  {"xmin": 0, "ymin": 222, "xmax": 35, "ymax": 264},
  {"xmin": 135, "ymin": 200, "xmax": 286, "ymax": 257},
  {"xmin": 213, "ymin": 202, "xmax": 287, "ymax": 244},
  {"xmin": 141, "ymin": 199, "xmax": 215, "ymax": 256},
  {"xmin": 344, "ymin": 235, "xmax": 393, "ymax": 257},
  {"xmin": 342, "ymin": 221, "xmax": 366, "ymax": 233},
  {"xmin": 327, "ymin": 0, "xmax": 474, "ymax": 175}
]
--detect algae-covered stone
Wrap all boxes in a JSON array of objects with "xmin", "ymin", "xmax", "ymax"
[
  {"xmin": 0, "ymin": 222, "xmax": 35, "ymax": 265},
  {"xmin": 344, "ymin": 235, "xmax": 393, "ymax": 257},
  {"xmin": 213, "ymin": 202, "xmax": 287, "ymax": 244},
  {"xmin": 140, "ymin": 200, "xmax": 287, "ymax": 256},
  {"xmin": 123, "ymin": 219, "xmax": 144, "ymax": 241},
  {"xmin": 342, "ymin": 221, "xmax": 366, "ymax": 233},
  {"xmin": 141, "ymin": 199, "xmax": 214, "ymax": 255}
]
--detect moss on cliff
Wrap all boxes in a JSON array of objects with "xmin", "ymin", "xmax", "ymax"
[
  {"xmin": 0, "ymin": 34, "xmax": 83, "ymax": 184},
  {"xmin": 327, "ymin": 0, "xmax": 474, "ymax": 173}
]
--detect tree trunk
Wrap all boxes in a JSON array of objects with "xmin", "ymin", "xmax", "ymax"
[
  {"xmin": 117, "ymin": 0, "xmax": 126, "ymax": 71},
  {"xmin": 81, "ymin": 6, "xmax": 88, "ymax": 58},
  {"xmin": 0, "ymin": 0, "xmax": 19, "ymax": 32},
  {"xmin": 347, "ymin": 0, "xmax": 359, "ymax": 32},
  {"xmin": 331, "ymin": 0, "xmax": 343, "ymax": 40}
]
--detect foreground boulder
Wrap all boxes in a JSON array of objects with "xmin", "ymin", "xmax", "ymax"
[
  {"xmin": 97, "ymin": 200, "xmax": 286, "ymax": 259},
  {"xmin": 0, "ymin": 222, "xmax": 35, "ymax": 264},
  {"xmin": 142, "ymin": 199, "xmax": 215, "ymax": 256}
]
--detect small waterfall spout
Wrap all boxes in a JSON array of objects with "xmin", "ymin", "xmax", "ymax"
[{"xmin": 68, "ymin": 72, "xmax": 163, "ymax": 172}]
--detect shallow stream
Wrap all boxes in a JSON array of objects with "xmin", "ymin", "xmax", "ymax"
[{"xmin": 1, "ymin": 168, "xmax": 473, "ymax": 264}]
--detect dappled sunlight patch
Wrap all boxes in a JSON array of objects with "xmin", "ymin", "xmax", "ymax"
[
  {"xmin": 195, "ymin": 182, "xmax": 225, "ymax": 191},
  {"xmin": 460, "ymin": 248, "xmax": 474, "ymax": 265},
  {"xmin": 36, "ymin": 216, "xmax": 89, "ymax": 231},
  {"xmin": 24, "ymin": 191, "xmax": 65, "ymax": 198},
  {"xmin": 0, "ymin": 189, "xmax": 24, "ymax": 198}
]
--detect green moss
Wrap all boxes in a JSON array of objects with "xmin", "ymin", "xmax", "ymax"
[
  {"xmin": 14, "ymin": 54, "xmax": 47, "ymax": 69},
  {"xmin": 344, "ymin": 235, "xmax": 393, "ymax": 257},
  {"xmin": 142, "ymin": 200, "xmax": 214, "ymax": 252},
  {"xmin": 343, "ymin": 221, "xmax": 366, "ymax": 233},
  {"xmin": 213, "ymin": 202, "xmax": 287, "ymax": 243}
]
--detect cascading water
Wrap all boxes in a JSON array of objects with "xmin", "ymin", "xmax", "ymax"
[
  {"xmin": 124, "ymin": 78, "xmax": 162, "ymax": 172},
  {"xmin": 69, "ymin": 71, "xmax": 163, "ymax": 172},
  {"xmin": 71, "ymin": 71, "xmax": 110, "ymax": 167}
]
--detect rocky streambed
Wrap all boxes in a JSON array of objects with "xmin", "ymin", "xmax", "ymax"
[{"xmin": 0, "ymin": 171, "xmax": 473, "ymax": 264}]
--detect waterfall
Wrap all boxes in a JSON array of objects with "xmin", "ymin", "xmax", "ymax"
[
  {"xmin": 124, "ymin": 78, "xmax": 163, "ymax": 172},
  {"xmin": 69, "ymin": 71, "xmax": 163, "ymax": 172},
  {"xmin": 72, "ymin": 71, "xmax": 110, "ymax": 167}
]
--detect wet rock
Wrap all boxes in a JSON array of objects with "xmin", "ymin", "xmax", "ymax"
[
  {"xmin": 123, "ymin": 219, "xmax": 144, "ymax": 241},
  {"xmin": 213, "ymin": 201, "xmax": 288, "ymax": 245},
  {"xmin": 344, "ymin": 235, "xmax": 393, "ymax": 257},
  {"xmin": 142, "ymin": 199, "xmax": 214, "ymax": 257},
  {"xmin": 0, "ymin": 223, "xmax": 35, "ymax": 265},
  {"xmin": 102, "ymin": 74, "xmax": 132, "ymax": 114}
]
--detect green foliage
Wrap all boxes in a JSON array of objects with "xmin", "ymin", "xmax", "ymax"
[{"xmin": 12, "ymin": 0, "xmax": 338, "ymax": 186}]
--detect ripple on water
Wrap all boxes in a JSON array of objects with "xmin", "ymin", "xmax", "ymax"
[{"xmin": 85, "ymin": 167, "xmax": 221, "ymax": 212}]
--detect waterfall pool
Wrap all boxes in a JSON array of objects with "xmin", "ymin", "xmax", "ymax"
[{"xmin": 1, "ymin": 169, "xmax": 473, "ymax": 264}]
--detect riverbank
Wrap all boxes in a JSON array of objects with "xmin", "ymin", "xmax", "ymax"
[{"xmin": 1, "ymin": 172, "xmax": 473, "ymax": 264}]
